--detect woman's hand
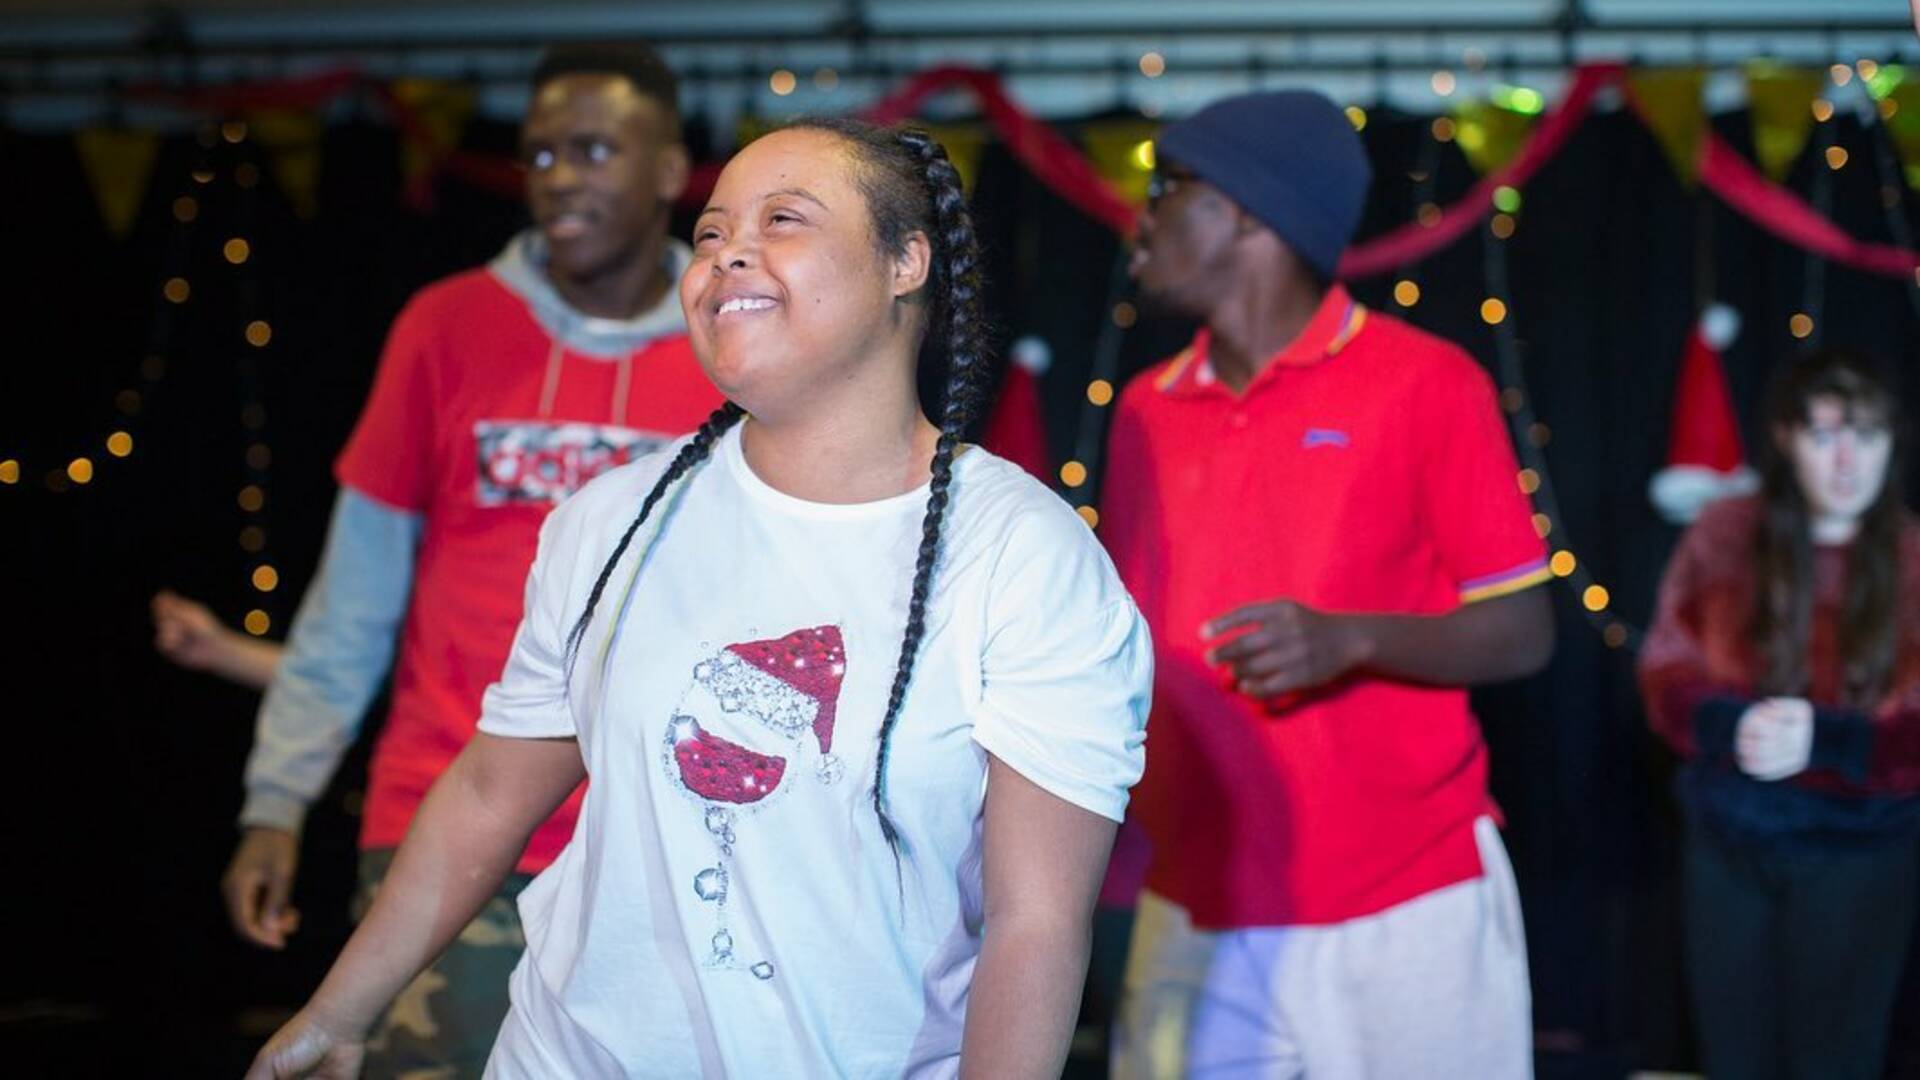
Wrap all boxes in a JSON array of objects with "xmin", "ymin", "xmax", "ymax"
[
  {"xmin": 242, "ymin": 1006, "xmax": 368, "ymax": 1079},
  {"xmin": 234, "ymin": 734, "xmax": 586, "ymax": 1079},
  {"xmin": 1735, "ymin": 698, "xmax": 1814, "ymax": 781}
]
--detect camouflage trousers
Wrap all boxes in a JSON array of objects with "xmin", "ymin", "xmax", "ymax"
[{"xmin": 353, "ymin": 848, "xmax": 534, "ymax": 1080}]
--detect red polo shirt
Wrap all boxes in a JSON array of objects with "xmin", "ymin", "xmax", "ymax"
[{"xmin": 1101, "ymin": 285, "xmax": 1549, "ymax": 928}]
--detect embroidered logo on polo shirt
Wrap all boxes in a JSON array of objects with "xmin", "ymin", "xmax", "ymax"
[
  {"xmin": 474, "ymin": 419, "xmax": 666, "ymax": 505},
  {"xmin": 1301, "ymin": 428, "xmax": 1351, "ymax": 449}
]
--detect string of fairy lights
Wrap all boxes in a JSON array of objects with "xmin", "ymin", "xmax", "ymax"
[
  {"xmin": 1059, "ymin": 250, "xmax": 1136, "ymax": 533},
  {"xmin": 1, "ymin": 142, "xmax": 205, "ymax": 495},
  {"xmin": 1373, "ymin": 59, "xmax": 1893, "ymax": 649},
  {"xmin": 1382, "ymin": 60, "xmax": 1640, "ymax": 644},
  {"xmin": 1857, "ymin": 65, "xmax": 1920, "ymax": 327},
  {"xmin": 223, "ymin": 117, "xmax": 284, "ymax": 640},
  {"xmin": 1476, "ymin": 204, "xmax": 1640, "ymax": 648},
  {"xmin": 1785, "ymin": 61, "xmax": 1898, "ymax": 344},
  {"xmin": 6, "ymin": 116, "xmax": 283, "ymax": 638}
]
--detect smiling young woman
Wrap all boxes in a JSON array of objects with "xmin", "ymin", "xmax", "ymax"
[{"xmin": 243, "ymin": 119, "xmax": 1152, "ymax": 1080}]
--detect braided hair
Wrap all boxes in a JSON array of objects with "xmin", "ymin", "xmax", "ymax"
[
  {"xmin": 562, "ymin": 400, "xmax": 745, "ymax": 670},
  {"xmin": 789, "ymin": 118, "xmax": 990, "ymax": 853},
  {"xmin": 562, "ymin": 119, "xmax": 990, "ymax": 858}
]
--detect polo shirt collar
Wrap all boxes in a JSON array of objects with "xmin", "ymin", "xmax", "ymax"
[{"xmin": 1156, "ymin": 284, "xmax": 1367, "ymax": 399}]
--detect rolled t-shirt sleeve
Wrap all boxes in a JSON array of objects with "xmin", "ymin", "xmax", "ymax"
[
  {"xmin": 970, "ymin": 505, "xmax": 1153, "ymax": 823},
  {"xmin": 478, "ymin": 508, "xmax": 577, "ymax": 739},
  {"xmin": 1417, "ymin": 352, "xmax": 1551, "ymax": 603}
]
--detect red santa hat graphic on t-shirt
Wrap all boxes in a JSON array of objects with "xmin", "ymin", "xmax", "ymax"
[{"xmin": 668, "ymin": 625, "xmax": 848, "ymax": 805}]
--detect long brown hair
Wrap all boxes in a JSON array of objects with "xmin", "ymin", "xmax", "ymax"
[{"xmin": 1751, "ymin": 348, "xmax": 1907, "ymax": 704}]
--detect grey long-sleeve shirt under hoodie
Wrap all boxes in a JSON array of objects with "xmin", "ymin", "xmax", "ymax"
[{"xmin": 238, "ymin": 232, "xmax": 691, "ymax": 832}]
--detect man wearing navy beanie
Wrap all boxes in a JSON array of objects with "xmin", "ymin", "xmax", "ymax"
[{"xmin": 1100, "ymin": 90, "xmax": 1554, "ymax": 1077}]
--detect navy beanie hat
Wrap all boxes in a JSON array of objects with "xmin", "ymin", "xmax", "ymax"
[{"xmin": 1156, "ymin": 90, "xmax": 1372, "ymax": 279}]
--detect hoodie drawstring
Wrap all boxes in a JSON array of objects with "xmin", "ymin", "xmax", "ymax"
[
  {"xmin": 611, "ymin": 352, "xmax": 632, "ymax": 429},
  {"xmin": 537, "ymin": 338, "xmax": 564, "ymax": 421},
  {"xmin": 538, "ymin": 337, "xmax": 637, "ymax": 427}
]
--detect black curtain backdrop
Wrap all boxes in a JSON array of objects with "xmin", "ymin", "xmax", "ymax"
[{"xmin": 4, "ymin": 100, "xmax": 1918, "ymax": 1077}]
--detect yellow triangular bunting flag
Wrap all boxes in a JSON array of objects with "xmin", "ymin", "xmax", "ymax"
[
  {"xmin": 74, "ymin": 127, "xmax": 159, "ymax": 239},
  {"xmin": 247, "ymin": 108, "xmax": 325, "ymax": 219},
  {"xmin": 1747, "ymin": 63, "xmax": 1826, "ymax": 182},
  {"xmin": 391, "ymin": 78, "xmax": 476, "ymax": 189},
  {"xmin": 1631, "ymin": 68, "xmax": 1708, "ymax": 188},
  {"xmin": 1452, "ymin": 100, "xmax": 1536, "ymax": 176},
  {"xmin": 1081, "ymin": 119, "xmax": 1161, "ymax": 206}
]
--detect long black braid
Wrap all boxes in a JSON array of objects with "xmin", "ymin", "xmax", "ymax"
[
  {"xmin": 564, "ymin": 118, "xmax": 990, "ymax": 862},
  {"xmin": 563, "ymin": 401, "xmax": 746, "ymax": 675},
  {"xmin": 788, "ymin": 122, "xmax": 991, "ymax": 855}
]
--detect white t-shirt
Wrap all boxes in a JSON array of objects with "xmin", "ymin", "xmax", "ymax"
[{"xmin": 477, "ymin": 423, "xmax": 1152, "ymax": 1078}]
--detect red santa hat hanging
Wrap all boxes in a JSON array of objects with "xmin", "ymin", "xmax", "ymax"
[{"xmin": 1648, "ymin": 304, "xmax": 1759, "ymax": 524}]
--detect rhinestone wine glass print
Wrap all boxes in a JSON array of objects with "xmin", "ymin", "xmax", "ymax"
[{"xmin": 661, "ymin": 625, "xmax": 848, "ymax": 981}]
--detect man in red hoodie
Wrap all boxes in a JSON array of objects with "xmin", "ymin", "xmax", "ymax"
[{"xmin": 219, "ymin": 43, "xmax": 721, "ymax": 1072}]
